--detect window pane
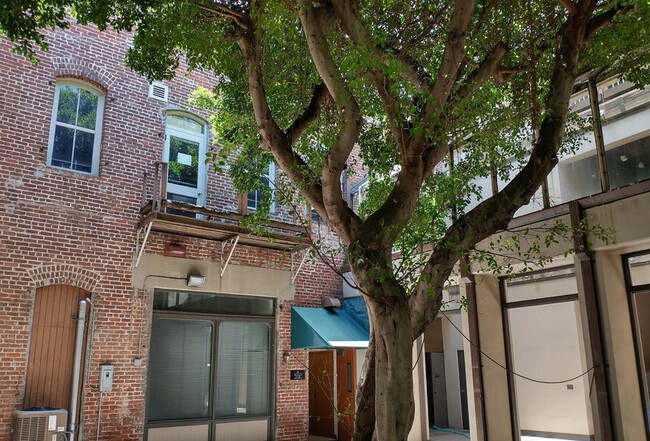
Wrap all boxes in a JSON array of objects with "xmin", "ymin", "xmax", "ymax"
[
  {"xmin": 56, "ymin": 86, "xmax": 79, "ymax": 125},
  {"xmin": 169, "ymin": 136, "xmax": 199, "ymax": 187},
  {"xmin": 148, "ymin": 319, "xmax": 212, "ymax": 421},
  {"xmin": 508, "ymin": 301, "xmax": 593, "ymax": 438},
  {"xmin": 505, "ymin": 267, "xmax": 577, "ymax": 303},
  {"xmin": 628, "ymin": 252, "xmax": 650, "ymax": 287},
  {"xmin": 153, "ymin": 291, "xmax": 274, "ymax": 316},
  {"xmin": 51, "ymin": 125, "xmax": 75, "ymax": 168},
  {"xmin": 73, "ymin": 131, "xmax": 94, "ymax": 173},
  {"xmin": 216, "ymin": 321, "xmax": 270, "ymax": 416},
  {"xmin": 556, "ymin": 152, "xmax": 601, "ymax": 202},
  {"xmin": 168, "ymin": 114, "xmax": 204, "ymax": 134},
  {"xmin": 77, "ymin": 89, "xmax": 98, "ymax": 129},
  {"xmin": 247, "ymin": 190, "xmax": 259, "ymax": 210},
  {"xmin": 607, "ymin": 136, "xmax": 650, "ymax": 189}
]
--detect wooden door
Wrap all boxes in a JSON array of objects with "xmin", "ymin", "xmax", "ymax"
[
  {"xmin": 336, "ymin": 349, "xmax": 356, "ymax": 441},
  {"xmin": 309, "ymin": 351, "xmax": 335, "ymax": 438},
  {"xmin": 24, "ymin": 285, "xmax": 89, "ymax": 409}
]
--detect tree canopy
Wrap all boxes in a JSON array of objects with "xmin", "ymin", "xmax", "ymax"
[{"xmin": 3, "ymin": 0, "xmax": 649, "ymax": 440}]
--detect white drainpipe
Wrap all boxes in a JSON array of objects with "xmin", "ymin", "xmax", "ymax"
[{"xmin": 69, "ymin": 299, "xmax": 87, "ymax": 441}]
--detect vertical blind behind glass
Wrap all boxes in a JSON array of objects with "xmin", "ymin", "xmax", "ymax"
[{"xmin": 216, "ymin": 321, "xmax": 270, "ymax": 416}]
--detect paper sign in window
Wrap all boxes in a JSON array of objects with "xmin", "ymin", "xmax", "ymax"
[{"xmin": 177, "ymin": 152, "xmax": 193, "ymax": 166}]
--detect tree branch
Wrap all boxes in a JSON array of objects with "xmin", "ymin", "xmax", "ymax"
[
  {"xmin": 285, "ymin": 82, "xmax": 331, "ymax": 146},
  {"xmin": 474, "ymin": 0, "xmax": 501, "ymax": 36},
  {"xmin": 557, "ymin": 0, "xmax": 578, "ymax": 14},
  {"xmin": 410, "ymin": 0, "xmax": 476, "ymax": 158},
  {"xmin": 584, "ymin": 2, "xmax": 633, "ymax": 40},
  {"xmin": 331, "ymin": 0, "xmax": 431, "ymax": 93},
  {"xmin": 237, "ymin": 27, "xmax": 329, "ymax": 227},
  {"xmin": 331, "ymin": 0, "xmax": 410, "ymax": 157},
  {"xmin": 298, "ymin": 0, "xmax": 362, "ymax": 244},
  {"xmin": 428, "ymin": 0, "xmax": 476, "ymax": 106},
  {"xmin": 192, "ymin": 0, "xmax": 250, "ymax": 30},
  {"xmin": 410, "ymin": 4, "xmax": 594, "ymax": 335},
  {"xmin": 448, "ymin": 41, "xmax": 510, "ymax": 106}
]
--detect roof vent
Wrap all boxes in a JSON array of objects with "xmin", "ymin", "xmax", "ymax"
[
  {"xmin": 322, "ymin": 296, "xmax": 342, "ymax": 309},
  {"xmin": 148, "ymin": 81, "xmax": 169, "ymax": 102}
]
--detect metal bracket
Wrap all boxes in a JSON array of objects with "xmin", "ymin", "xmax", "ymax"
[
  {"xmin": 220, "ymin": 235, "xmax": 240, "ymax": 277},
  {"xmin": 291, "ymin": 248, "xmax": 311, "ymax": 284},
  {"xmin": 134, "ymin": 223, "xmax": 153, "ymax": 268}
]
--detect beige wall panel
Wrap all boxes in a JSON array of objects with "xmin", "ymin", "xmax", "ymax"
[
  {"xmin": 588, "ymin": 192, "xmax": 650, "ymax": 250},
  {"xmin": 214, "ymin": 419, "xmax": 268, "ymax": 441},
  {"xmin": 133, "ymin": 254, "xmax": 294, "ymax": 301},
  {"xmin": 221, "ymin": 264, "xmax": 294, "ymax": 300},
  {"xmin": 471, "ymin": 215, "xmax": 574, "ymax": 273},
  {"xmin": 148, "ymin": 424, "xmax": 209, "ymax": 441}
]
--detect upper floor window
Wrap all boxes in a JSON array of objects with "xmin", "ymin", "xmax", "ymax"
[
  {"xmin": 47, "ymin": 80, "xmax": 105, "ymax": 175},
  {"xmin": 247, "ymin": 162, "xmax": 276, "ymax": 213},
  {"xmin": 350, "ymin": 178, "xmax": 369, "ymax": 214}
]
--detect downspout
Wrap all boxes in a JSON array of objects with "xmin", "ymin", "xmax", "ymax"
[{"xmin": 69, "ymin": 299, "xmax": 87, "ymax": 441}]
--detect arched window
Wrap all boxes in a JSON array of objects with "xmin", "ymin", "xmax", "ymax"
[{"xmin": 47, "ymin": 79, "xmax": 105, "ymax": 175}]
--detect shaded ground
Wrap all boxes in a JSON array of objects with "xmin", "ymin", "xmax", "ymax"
[{"xmin": 430, "ymin": 427, "xmax": 471, "ymax": 440}]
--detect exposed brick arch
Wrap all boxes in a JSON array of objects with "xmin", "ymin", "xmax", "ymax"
[
  {"xmin": 51, "ymin": 56, "xmax": 117, "ymax": 92},
  {"xmin": 26, "ymin": 264, "xmax": 102, "ymax": 292}
]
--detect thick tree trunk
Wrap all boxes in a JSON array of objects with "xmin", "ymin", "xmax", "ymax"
[
  {"xmin": 367, "ymin": 295, "xmax": 415, "ymax": 441},
  {"xmin": 353, "ymin": 331, "xmax": 375, "ymax": 441}
]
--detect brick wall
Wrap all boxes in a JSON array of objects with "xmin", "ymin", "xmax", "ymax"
[{"xmin": 0, "ymin": 22, "xmax": 343, "ymax": 441}]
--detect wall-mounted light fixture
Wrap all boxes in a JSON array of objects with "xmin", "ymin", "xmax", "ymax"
[{"xmin": 187, "ymin": 274, "xmax": 206, "ymax": 287}]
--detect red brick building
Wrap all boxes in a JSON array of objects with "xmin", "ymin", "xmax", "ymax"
[{"xmin": 0, "ymin": 22, "xmax": 346, "ymax": 441}]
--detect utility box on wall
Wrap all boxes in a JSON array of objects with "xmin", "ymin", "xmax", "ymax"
[
  {"xmin": 100, "ymin": 364, "xmax": 114, "ymax": 392},
  {"xmin": 11, "ymin": 408, "xmax": 68, "ymax": 441}
]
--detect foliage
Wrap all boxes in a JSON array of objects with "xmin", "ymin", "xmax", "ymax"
[{"xmin": 3, "ymin": 1, "xmax": 649, "ymax": 439}]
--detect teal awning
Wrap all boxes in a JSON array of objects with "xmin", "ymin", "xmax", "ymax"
[{"xmin": 291, "ymin": 306, "xmax": 369, "ymax": 349}]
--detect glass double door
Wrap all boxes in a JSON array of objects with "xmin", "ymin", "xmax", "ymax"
[{"xmin": 146, "ymin": 315, "xmax": 273, "ymax": 441}]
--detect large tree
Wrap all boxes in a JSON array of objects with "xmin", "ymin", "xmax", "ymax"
[{"xmin": 3, "ymin": 0, "xmax": 649, "ymax": 439}]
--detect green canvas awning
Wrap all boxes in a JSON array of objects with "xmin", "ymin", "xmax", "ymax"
[{"xmin": 291, "ymin": 306, "xmax": 369, "ymax": 349}]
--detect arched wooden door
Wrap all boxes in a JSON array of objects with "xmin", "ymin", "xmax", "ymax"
[{"xmin": 24, "ymin": 285, "xmax": 90, "ymax": 409}]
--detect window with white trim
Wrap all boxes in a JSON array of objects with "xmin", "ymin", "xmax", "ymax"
[
  {"xmin": 247, "ymin": 162, "xmax": 276, "ymax": 213},
  {"xmin": 47, "ymin": 80, "xmax": 105, "ymax": 175},
  {"xmin": 350, "ymin": 178, "xmax": 369, "ymax": 214}
]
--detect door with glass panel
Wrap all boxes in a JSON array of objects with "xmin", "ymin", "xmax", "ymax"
[
  {"xmin": 163, "ymin": 114, "xmax": 207, "ymax": 207},
  {"xmin": 146, "ymin": 291, "xmax": 274, "ymax": 441}
]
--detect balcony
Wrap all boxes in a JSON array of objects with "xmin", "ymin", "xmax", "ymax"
[{"xmin": 138, "ymin": 162, "xmax": 311, "ymax": 253}]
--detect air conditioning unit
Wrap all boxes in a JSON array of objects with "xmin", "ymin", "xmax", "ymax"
[{"xmin": 11, "ymin": 408, "xmax": 67, "ymax": 441}]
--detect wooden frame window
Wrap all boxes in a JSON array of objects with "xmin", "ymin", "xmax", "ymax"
[
  {"xmin": 247, "ymin": 162, "xmax": 276, "ymax": 213},
  {"xmin": 47, "ymin": 79, "xmax": 105, "ymax": 175}
]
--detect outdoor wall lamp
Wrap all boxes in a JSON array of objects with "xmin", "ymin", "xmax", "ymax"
[{"xmin": 187, "ymin": 274, "xmax": 206, "ymax": 287}]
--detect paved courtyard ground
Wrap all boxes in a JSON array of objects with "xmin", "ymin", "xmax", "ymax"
[{"xmin": 430, "ymin": 427, "xmax": 471, "ymax": 440}]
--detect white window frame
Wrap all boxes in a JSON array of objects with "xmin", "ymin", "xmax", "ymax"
[
  {"xmin": 247, "ymin": 162, "xmax": 276, "ymax": 213},
  {"xmin": 351, "ymin": 178, "xmax": 369, "ymax": 213},
  {"xmin": 47, "ymin": 79, "xmax": 105, "ymax": 176},
  {"xmin": 164, "ymin": 112, "xmax": 209, "ymax": 207}
]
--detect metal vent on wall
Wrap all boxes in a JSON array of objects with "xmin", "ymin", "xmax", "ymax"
[{"xmin": 149, "ymin": 81, "xmax": 169, "ymax": 102}]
